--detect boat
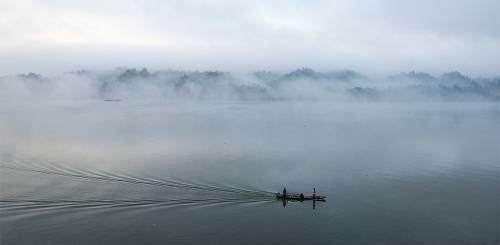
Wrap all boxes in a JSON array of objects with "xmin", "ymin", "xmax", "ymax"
[{"xmin": 275, "ymin": 193, "xmax": 326, "ymax": 201}]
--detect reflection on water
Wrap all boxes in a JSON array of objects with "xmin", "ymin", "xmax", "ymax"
[{"xmin": 0, "ymin": 101, "xmax": 498, "ymax": 244}]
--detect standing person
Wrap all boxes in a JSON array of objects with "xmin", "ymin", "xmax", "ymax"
[{"xmin": 283, "ymin": 187, "xmax": 287, "ymax": 198}]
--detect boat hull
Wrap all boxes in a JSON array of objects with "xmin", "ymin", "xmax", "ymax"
[{"xmin": 275, "ymin": 193, "xmax": 326, "ymax": 201}]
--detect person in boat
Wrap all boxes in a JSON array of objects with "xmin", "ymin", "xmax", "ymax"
[
  {"xmin": 300, "ymin": 193, "xmax": 304, "ymax": 199},
  {"xmin": 283, "ymin": 187, "xmax": 287, "ymax": 198}
]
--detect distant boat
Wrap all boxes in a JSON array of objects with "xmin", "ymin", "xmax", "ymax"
[{"xmin": 103, "ymin": 99, "xmax": 121, "ymax": 102}]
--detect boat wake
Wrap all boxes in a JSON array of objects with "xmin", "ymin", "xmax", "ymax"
[
  {"xmin": 0, "ymin": 197, "xmax": 271, "ymax": 212},
  {"xmin": 0, "ymin": 157, "xmax": 276, "ymax": 214}
]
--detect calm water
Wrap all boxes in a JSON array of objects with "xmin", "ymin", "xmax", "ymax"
[{"xmin": 0, "ymin": 101, "xmax": 499, "ymax": 244}]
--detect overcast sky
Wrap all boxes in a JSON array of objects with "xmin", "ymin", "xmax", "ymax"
[{"xmin": 1, "ymin": 0, "xmax": 499, "ymax": 76}]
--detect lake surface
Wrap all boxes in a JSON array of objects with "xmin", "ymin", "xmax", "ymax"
[{"xmin": 0, "ymin": 101, "xmax": 499, "ymax": 244}]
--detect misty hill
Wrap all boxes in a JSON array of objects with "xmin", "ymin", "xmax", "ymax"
[
  {"xmin": 17, "ymin": 72, "xmax": 45, "ymax": 81},
  {"xmin": 440, "ymin": 71, "xmax": 474, "ymax": 85},
  {"xmin": 277, "ymin": 68, "xmax": 365, "ymax": 82},
  {"xmin": 390, "ymin": 71, "xmax": 436, "ymax": 82},
  {"xmin": 0, "ymin": 68, "xmax": 498, "ymax": 101}
]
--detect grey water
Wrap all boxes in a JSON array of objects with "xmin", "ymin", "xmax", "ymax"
[{"xmin": 0, "ymin": 101, "xmax": 499, "ymax": 244}]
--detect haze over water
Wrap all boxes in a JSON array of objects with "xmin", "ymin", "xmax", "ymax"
[
  {"xmin": 1, "ymin": 100, "xmax": 498, "ymax": 244},
  {"xmin": 1, "ymin": 1, "xmax": 500, "ymax": 244}
]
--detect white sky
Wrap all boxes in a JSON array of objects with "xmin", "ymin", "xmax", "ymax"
[{"xmin": 1, "ymin": 0, "xmax": 499, "ymax": 76}]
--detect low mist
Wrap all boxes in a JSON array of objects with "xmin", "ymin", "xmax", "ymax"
[{"xmin": 1, "ymin": 68, "xmax": 499, "ymax": 102}]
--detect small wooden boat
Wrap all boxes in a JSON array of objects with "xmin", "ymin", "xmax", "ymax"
[{"xmin": 275, "ymin": 193, "xmax": 326, "ymax": 201}]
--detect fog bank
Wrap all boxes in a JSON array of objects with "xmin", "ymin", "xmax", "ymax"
[{"xmin": 1, "ymin": 68, "xmax": 499, "ymax": 102}]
